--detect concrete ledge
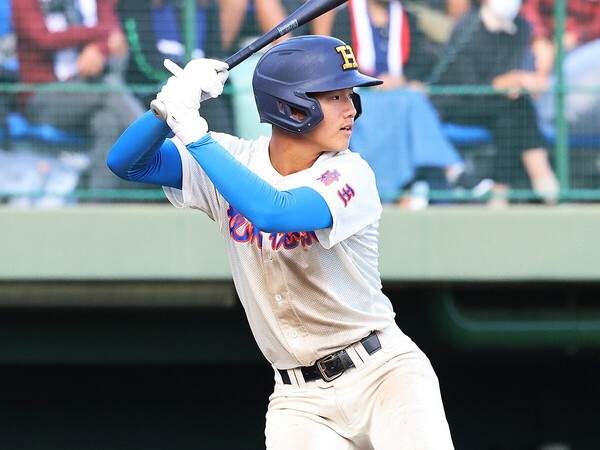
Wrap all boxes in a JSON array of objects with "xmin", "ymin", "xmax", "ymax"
[
  {"xmin": 378, "ymin": 204, "xmax": 600, "ymax": 281},
  {"xmin": 3, "ymin": 204, "xmax": 600, "ymax": 282}
]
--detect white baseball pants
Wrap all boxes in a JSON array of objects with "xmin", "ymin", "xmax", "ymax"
[{"xmin": 265, "ymin": 325, "xmax": 454, "ymax": 450}]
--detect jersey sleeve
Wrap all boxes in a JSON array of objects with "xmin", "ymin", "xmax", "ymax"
[
  {"xmin": 307, "ymin": 152, "xmax": 383, "ymax": 249},
  {"xmin": 162, "ymin": 136, "xmax": 221, "ymax": 221},
  {"xmin": 162, "ymin": 132, "xmax": 260, "ymax": 222}
]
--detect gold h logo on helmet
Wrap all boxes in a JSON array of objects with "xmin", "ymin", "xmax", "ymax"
[{"xmin": 335, "ymin": 45, "xmax": 359, "ymax": 70}]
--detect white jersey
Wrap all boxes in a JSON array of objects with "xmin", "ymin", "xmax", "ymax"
[{"xmin": 164, "ymin": 133, "xmax": 396, "ymax": 369}]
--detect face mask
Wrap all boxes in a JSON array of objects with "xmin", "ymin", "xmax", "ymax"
[{"xmin": 487, "ymin": 0, "xmax": 522, "ymax": 22}]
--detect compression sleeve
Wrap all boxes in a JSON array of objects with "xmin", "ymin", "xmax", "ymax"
[
  {"xmin": 186, "ymin": 135, "xmax": 333, "ymax": 233},
  {"xmin": 107, "ymin": 111, "xmax": 183, "ymax": 189}
]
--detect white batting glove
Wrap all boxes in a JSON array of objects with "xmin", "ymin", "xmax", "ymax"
[
  {"xmin": 178, "ymin": 58, "xmax": 229, "ymax": 103},
  {"xmin": 155, "ymin": 59, "xmax": 229, "ymax": 145},
  {"xmin": 156, "ymin": 75, "xmax": 208, "ymax": 145}
]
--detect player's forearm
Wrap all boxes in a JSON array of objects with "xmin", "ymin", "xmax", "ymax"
[
  {"xmin": 187, "ymin": 135, "xmax": 332, "ymax": 233},
  {"xmin": 107, "ymin": 111, "xmax": 182, "ymax": 188}
]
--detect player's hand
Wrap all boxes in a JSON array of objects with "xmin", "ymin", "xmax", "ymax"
[
  {"xmin": 156, "ymin": 74, "xmax": 208, "ymax": 145},
  {"xmin": 178, "ymin": 58, "xmax": 229, "ymax": 103},
  {"xmin": 153, "ymin": 58, "xmax": 228, "ymax": 144}
]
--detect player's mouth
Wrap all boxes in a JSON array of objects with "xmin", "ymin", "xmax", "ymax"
[{"xmin": 340, "ymin": 124, "xmax": 353, "ymax": 135}]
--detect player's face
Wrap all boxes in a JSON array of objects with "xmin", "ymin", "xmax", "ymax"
[{"xmin": 304, "ymin": 88, "xmax": 357, "ymax": 152}]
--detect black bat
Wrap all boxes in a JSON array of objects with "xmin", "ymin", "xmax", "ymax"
[{"xmin": 151, "ymin": 0, "xmax": 349, "ymax": 120}]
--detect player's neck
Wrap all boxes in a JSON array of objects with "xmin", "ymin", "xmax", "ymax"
[{"xmin": 269, "ymin": 132, "xmax": 323, "ymax": 176}]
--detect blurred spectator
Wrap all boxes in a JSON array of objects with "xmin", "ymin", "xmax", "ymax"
[
  {"xmin": 219, "ymin": 0, "xmax": 348, "ymax": 55},
  {"xmin": 521, "ymin": 0, "xmax": 600, "ymax": 137},
  {"xmin": 348, "ymin": 0, "xmax": 476, "ymax": 207},
  {"xmin": 0, "ymin": 0, "xmax": 18, "ymax": 80},
  {"xmin": 403, "ymin": 2, "xmax": 471, "ymax": 51},
  {"xmin": 117, "ymin": 0, "xmax": 234, "ymax": 134},
  {"xmin": 12, "ymin": 0, "xmax": 145, "ymax": 194},
  {"xmin": 218, "ymin": 0, "xmax": 251, "ymax": 54},
  {"xmin": 401, "ymin": 0, "xmax": 471, "ymax": 79},
  {"xmin": 429, "ymin": 0, "xmax": 559, "ymax": 204},
  {"xmin": 151, "ymin": 0, "xmax": 207, "ymax": 62},
  {"xmin": 0, "ymin": 0, "xmax": 18, "ymax": 126}
]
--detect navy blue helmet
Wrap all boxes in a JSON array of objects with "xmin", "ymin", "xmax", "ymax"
[{"xmin": 252, "ymin": 35, "xmax": 382, "ymax": 134}]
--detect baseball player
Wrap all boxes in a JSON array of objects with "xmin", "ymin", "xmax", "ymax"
[{"xmin": 107, "ymin": 35, "xmax": 454, "ymax": 449}]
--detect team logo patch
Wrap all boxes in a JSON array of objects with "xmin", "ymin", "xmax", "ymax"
[
  {"xmin": 337, "ymin": 183, "xmax": 355, "ymax": 207},
  {"xmin": 317, "ymin": 169, "xmax": 341, "ymax": 186},
  {"xmin": 335, "ymin": 45, "xmax": 359, "ymax": 70}
]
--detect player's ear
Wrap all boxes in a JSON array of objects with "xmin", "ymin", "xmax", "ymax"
[
  {"xmin": 278, "ymin": 101, "xmax": 307, "ymax": 121},
  {"xmin": 290, "ymin": 106, "xmax": 307, "ymax": 121}
]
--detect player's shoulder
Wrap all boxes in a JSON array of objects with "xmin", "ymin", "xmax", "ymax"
[
  {"xmin": 312, "ymin": 148, "xmax": 377, "ymax": 183},
  {"xmin": 323, "ymin": 148, "xmax": 365, "ymax": 162},
  {"xmin": 320, "ymin": 148, "xmax": 374, "ymax": 171}
]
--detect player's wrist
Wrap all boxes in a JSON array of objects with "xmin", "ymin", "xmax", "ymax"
[{"xmin": 171, "ymin": 115, "xmax": 208, "ymax": 146}]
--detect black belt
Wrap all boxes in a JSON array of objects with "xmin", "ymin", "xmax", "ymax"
[{"xmin": 278, "ymin": 331, "xmax": 381, "ymax": 384}]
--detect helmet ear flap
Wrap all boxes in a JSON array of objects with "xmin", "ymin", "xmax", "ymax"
[
  {"xmin": 255, "ymin": 92, "xmax": 324, "ymax": 133},
  {"xmin": 351, "ymin": 92, "xmax": 363, "ymax": 121},
  {"xmin": 278, "ymin": 100, "xmax": 308, "ymax": 123}
]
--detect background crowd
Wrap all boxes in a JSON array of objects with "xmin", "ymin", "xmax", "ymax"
[{"xmin": 1, "ymin": 0, "xmax": 599, "ymax": 207}]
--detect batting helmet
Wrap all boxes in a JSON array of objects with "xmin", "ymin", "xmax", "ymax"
[{"xmin": 252, "ymin": 35, "xmax": 382, "ymax": 133}]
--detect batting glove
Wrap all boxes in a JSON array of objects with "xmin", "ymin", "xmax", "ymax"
[
  {"xmin": 179, "ymin": 58, "xmax": 229, "ymax": 103},
  {"xmin": 155, "ymin": 59, "xmax": 229, "ymax": 145},
  {"xmin": 156, "ymin": 75, "xmax": 208, "ymax": 145}
]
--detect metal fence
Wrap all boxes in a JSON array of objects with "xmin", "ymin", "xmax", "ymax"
[{"xmin": 1, "ymin": 0, "xmax": 597, "ymax": 205}]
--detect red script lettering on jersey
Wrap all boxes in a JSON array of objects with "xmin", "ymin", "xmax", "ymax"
[{"xmin": 228, "ymin": 205, "xmax": 319, "ymax": 250}]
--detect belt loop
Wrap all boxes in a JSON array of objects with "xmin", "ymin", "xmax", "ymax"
[
  {"xmin": 292, "ymin": 368, "xmax": 308, "ymax": 389},
  {"xmin": 345, "ymin": 345, "xmax": 366, "ymax": 368},
  {"xmin": 354, "ymin": 340, "xmax": 372, "ymax": 363}
]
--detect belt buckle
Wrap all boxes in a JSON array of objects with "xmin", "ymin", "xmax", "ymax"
[{"xmin": 316, "ymin": 353, "xmax": 343, "ymax": 382}]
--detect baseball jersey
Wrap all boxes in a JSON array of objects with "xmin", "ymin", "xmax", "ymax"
[{"xmin": 163, "ymin": 132, "xmax": 396, "ymax": 369}]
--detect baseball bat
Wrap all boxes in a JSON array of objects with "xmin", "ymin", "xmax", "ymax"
[{"xmin": 150, "ymin": 0, "xmax": 349, "ymax": 120}]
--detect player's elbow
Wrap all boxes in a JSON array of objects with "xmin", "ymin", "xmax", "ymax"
[
  {"xmin": 106, "ymin": 149, "xmax": 130, "ymax": 180},
  {"xmin": 247, "ymin": 207, "xmax": 285, "ymax": 233}
]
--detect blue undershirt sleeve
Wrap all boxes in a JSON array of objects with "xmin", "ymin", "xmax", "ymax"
[
  {"xmin": 186, "ymin": 135, "xmax": 333, "ymax": 233},
  {"xmin": 108, "ymin": 114, "xmax": 333, "ymax": 233},
  {"xmin": 107, "ymin": 111, "xmax": 183, "ymax": 189}
]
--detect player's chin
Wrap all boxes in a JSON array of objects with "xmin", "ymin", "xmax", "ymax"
[{"xmin": 332, "ymin": 133, "xmax": 352, "ymax": 151}]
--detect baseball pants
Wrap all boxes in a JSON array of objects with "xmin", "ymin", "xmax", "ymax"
[{"xmin": 266, "ymin": 324, "xmax": 454, "ymax": 450}]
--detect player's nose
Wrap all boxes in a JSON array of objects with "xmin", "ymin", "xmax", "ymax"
[{"xmin": 343, "ymin": 96, "xmax": 357, "ymax": 118}]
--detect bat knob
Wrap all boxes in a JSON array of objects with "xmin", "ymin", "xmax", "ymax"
[{"xmin": 150, "ymin": 99, "xmax": 168, "ymax": 120}]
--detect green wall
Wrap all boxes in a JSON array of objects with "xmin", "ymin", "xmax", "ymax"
[{"xmin": 3, "ymin": 204, "xmax": 600, "ymax": 283}]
